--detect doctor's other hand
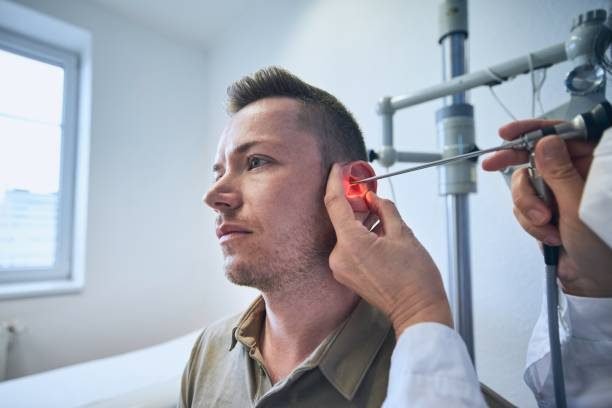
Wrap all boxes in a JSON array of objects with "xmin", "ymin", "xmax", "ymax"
[
  {"xmin": 482, "ymin": 119, "xmax": 612, "ymax": 297},
  {"xmin": 324, "ymin": 163, "xmax": 452, "ymax": 337}
]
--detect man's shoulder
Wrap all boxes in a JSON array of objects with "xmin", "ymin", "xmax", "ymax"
[
  {"xmin": 194, "ymin": 311, "xmax": 243, "ymax": 350},
  {"xmin": 185, "ymin": 311, "xmax": 245, "ymax": 383},
  {"xmin": 181, "ymin": 312, "xmax": 248, "ymax": 407}
]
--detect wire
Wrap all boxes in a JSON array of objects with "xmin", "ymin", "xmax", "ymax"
[
  {"xmin": 488, "ymin": 86, "xmax": 517, "ymax": 120},
  {"xmin": 526, "ymin": 53, "xmax": 549, "ymax": 117},
  {"xmin": 485, "ymin": 68, "xmax": 517, "ymax": 120},
  {"xmin": 537, "ymin": 71, "xmax": 547, "ymax": 115},
  {"xmin": 485, "ymin": 67, "xmax": 505, "ymax": 83},
  {"xmin": 367, "ymin": 168, "xmax": 397, "ymax": 233},
  {"xmin": 386, "ymin": 167, "xmax": 397, "ymax": 203},
  {"xmin": 534, "ymin": 67, "xmax": 547, "ymax": 116},
  {"xmin": 486, "ymin": 57, "xmax": 546, "ymax": 120},
  {"xmin": 528, "ymin": 53, "xmax": 536, "ymax": 117},
  {"xmin": 531, "ymin": 163, "xmax": 566, "ymax": 407},
  {"xmin": 546, "ymin": 257, "xmax": 567, "ymax": 408}
]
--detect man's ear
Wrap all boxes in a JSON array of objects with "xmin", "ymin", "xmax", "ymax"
[{"xmin": 341, "ymin": 161, "xmax": 377, "ymax": 213}]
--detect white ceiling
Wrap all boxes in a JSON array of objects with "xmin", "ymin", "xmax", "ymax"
[{"xmin": 90, "ymin": 0, "xmax": 254, "ymax": 50}]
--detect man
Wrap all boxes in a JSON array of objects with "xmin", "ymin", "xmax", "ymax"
[
  {"xmin": 325, "ymin": 120, "xmax": 612, "ymax": 406},
  {"xmin": 180, "ymin": 67, "xmax": 394, "ymax": 407}
]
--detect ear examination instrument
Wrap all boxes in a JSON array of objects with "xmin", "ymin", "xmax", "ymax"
[
  {"xmin": 367, "ymin": 2, "xmax": 612, "ymax": 404},
  {"xmin": 357, "ymin": 101, "xmax": 612, "ymax": 408},
  {"xmin": 353, "ymin": 101, "xmax": 612, "ymax": 185},
  {"xmin": 369, "ymin": 6, "xmax": 612, "ymax": 382}
]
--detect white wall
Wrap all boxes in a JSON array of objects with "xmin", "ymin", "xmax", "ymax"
[
  {"xmin": 1, "ymin": 0, "xmax": 608, "ymax": 406},
  {"xmin": 0, "ymin": 0, "xmax": 251, "ymax": 380},
  {"xmin": 201, "ymin": 0, "xmax": 609, "ymax": 405}
]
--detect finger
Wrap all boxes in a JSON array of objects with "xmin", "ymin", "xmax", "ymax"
[
  {"xmin": 324, "ymin": 163, "xmax": 363, "ymax": 238},
  {"xmin": 370, "ymin": 221, "xmax": 383, "ymax": 235},
  {"xmin": 511, "ymin": 168, "xmax": 552, "ymax": 226},
  {"xmin": 482, "ymin": 134, "xmax": 595, "ymax": 173},
  {"xmin": 514, "ymin": 207, "xmax": 562, "ymax": 246},
  {"xmin": 564, "ymin": 139, "xmax": 596, "ymax": 158},
  {"xmin": 498, "ymin": 119, "xmax": 562, "ymax": 141},
  {"xmin": 363, "ymin": 212, "xmax": 380, "ymax": 231},
  {"xmin": 482, "ymin": 149, "xmax": 529, "ymax": 171},
  {"xmin": 534, "ymin": 136, "xmax": 584, "ymax": 216},
  {"xmin": 365, "ymin": 191, "xmax": 405, "ymax": 238}
]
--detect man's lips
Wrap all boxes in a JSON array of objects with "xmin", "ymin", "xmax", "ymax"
[{"xmin": 216, "ymin": 224, "xmax": 253, "ymax": 241}]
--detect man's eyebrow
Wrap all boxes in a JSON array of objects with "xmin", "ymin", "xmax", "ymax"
[
  {"xmin": 212, "ymin": 140, "xmax": 281, "ymax": 172},
  {"xmin": 235, "ymin": 140, "xmax": 268, "ymax": 154}
]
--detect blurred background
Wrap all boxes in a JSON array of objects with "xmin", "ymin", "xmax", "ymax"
[{"xmin": 0, "ymin": 0, "xmax": 608, "ymax": 405}]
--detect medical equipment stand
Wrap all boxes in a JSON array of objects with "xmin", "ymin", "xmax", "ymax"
[{"xmin": 369, "ymin": 1, "xmax": 610, "ymax": 367}]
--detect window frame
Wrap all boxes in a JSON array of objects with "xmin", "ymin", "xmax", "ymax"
[
  {"xmin": 0, "ymin": 0, "xmax": 91, "ymax": 299},
  {"xmin": 0, "ymin": 28, "xmax": 79, "ymax": 284}
]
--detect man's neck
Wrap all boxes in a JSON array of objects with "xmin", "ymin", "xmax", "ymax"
[{"xmin": 259, "ymin": 272, "xmax": 359, "ymax": 384}]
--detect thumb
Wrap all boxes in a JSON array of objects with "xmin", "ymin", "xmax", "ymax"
[{"xmin": 534, "ymin": 136, "xmax": 584, "ymax": 215}]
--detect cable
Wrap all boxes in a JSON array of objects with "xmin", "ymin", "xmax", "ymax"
[
  {"xmin": 489, "ymin": 86, "xmax": 517, "ymax": 120},
  {"xmin": 485, "ymin": 67, "xmax": 505, "ymax": 83},
  {"xmin": 530, "ymin": 160, "xmax": 567, "ymax": 408},
  {"xmin": 544, "ymin": 247, "xmax": 567, "ymax": 408},
  {"xmin": 386, "ymin": 168, "xmax": 397, "ymax": 203},
  {"xmin": 486, "ymin": 59, "xmax": 546, "ymax": 120},
  {"xmin": 526, "ymin": 53, "xmax": 549, "ymax": 117},
  {"xmin": 366, "ymin": 168, "xmax": 397, "ymax": 233},
  {"xmin": 535, "ymin": 68, "xmax": 547, "ymax": 115},
  {"xmin": 528, "ymin": 53, "xmax": 536, "ymax": 117},
  {"xmin": 486, "ymin": 68, "xmax": 518, "ymax": 120}
]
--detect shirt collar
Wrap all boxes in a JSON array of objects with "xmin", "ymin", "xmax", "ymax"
[
  {"xmin": 229, "ymin": 296, "xmax": 392, "ymax": 401},
  {"xmin": 317, "ymin": 299, "xmax": 392, "ymax": 400},
  {"xmin": 229, "ymin": 296, "xmax": 265, "ymax": 352}
]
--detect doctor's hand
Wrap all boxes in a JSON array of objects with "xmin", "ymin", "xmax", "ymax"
[
  {"xmin": 482, "ymin": 120, "xmax": 612, "ymax": 297},
  {"xmin": 324, "ymin": 163, "xmax": 452, "ymax": 337}
]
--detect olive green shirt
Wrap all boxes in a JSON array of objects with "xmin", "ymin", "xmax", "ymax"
[{"xmin": 180, "ymin": 296, "xmax": 395, "ymax": 407}]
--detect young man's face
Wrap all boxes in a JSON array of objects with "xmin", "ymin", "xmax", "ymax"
[{"xmin": 205, "ymin": 97, "xmax": 335, "ymax": 292}]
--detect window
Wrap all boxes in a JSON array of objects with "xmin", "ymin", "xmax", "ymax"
[{"xmin": 0, "ymin": 0, "xmax": 91, "ymax": 299}]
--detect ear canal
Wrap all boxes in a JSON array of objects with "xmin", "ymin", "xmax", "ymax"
[
  {"xmin": 347, "ymin": 174, "xmax": 367, "ymax": 197},
  {"xmin": 348, "ymin": 162, "xmax": 377, "ymax": 195},
  {"xmin": 340, "ymin": 162, "xmax": 373, "ymax": 213}
]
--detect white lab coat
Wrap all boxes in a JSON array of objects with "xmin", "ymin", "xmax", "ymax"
[
  {"xmin": 383, "ymin": 131, "xmax": 612, "ymax": 407},
  {"xmin": 580, "ymin": 128, "xmax": 612, "ymax": 248},
  {"xmin": 383, "ymin": 295, "xmax": 612, "ymax": 407}
]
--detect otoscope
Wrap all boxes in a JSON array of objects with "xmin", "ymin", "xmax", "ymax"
[
  {"xmin": 353, "ymin": 102, "xmax": 612, "ymax": 185},
  {"xmin": 352, "ymin": 101, "xmax": 612, "ymax": 408}
]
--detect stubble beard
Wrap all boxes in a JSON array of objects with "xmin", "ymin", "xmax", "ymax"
[{"xmin": 224, "ymin": 212, "xmax": 335, "ymax": 294}]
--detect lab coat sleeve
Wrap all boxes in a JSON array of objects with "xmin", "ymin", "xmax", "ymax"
[
  {"xmin": 524, "ymin": 293, "xmax": 612, "ymax": 407},
  {"xmin": 383, "ymin": 322, "xmax": 486, "ymax": 407}
]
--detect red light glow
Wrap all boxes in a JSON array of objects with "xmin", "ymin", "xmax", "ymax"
[{"xmin": 344, "ymin": 175, "xmax": 368, "ymax": 198}]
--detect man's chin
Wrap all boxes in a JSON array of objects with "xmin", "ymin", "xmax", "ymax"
[
  {"xmin": 224, "ymin": 263, "xmax": 277, "ymax": 292},
  {"xmin": 224, "ymin": 268, "xmax": 253, "ymax": 287}
]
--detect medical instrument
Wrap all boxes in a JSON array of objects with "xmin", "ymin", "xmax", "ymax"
[
  {"xmin": 366, "ymin": 1, "xmax": 612, "ymax": 404},
  {"xmin": 368, "ymin": 6, "xmax": 612, "ymax": 369},
  {"xmin": 529, "ymin": 153, "xmax": 568, "ymax": 407},
  {"xmin": 520, "ymin": 99, "xmax": 612, "ymax": 408},
  {"xmin": 353, "ymin": 101, "xmax": 612, "ymax": 185}
]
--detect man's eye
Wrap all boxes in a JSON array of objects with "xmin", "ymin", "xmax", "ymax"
[{"xmin": 247, "ymin": 156, "xmax": 269, "ymax": 170}]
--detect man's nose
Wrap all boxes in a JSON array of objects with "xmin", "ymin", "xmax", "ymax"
[{"xmin": 203, "ymin": 175, "xmax": 242, "ymax": 212}]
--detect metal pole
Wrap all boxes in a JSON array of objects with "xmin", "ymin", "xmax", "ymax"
[
  {"xmin": 396, "ymin": 151, "xmax": 442, "ymax": 162},
  {"xmin": 446, "ymin": 193, "xmax": 473, "ymax": 358},
  {"xmin": 391, "ymin": 43, "xmax": 566, "ymax": 111},
  {"xmin": 438, "ymin": 0, "xmax": 475, "ymax": 361}
]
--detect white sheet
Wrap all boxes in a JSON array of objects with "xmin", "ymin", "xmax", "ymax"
[{"xmin": 0, "ymin": 330, "xmax": 200, "ymax": 408}]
